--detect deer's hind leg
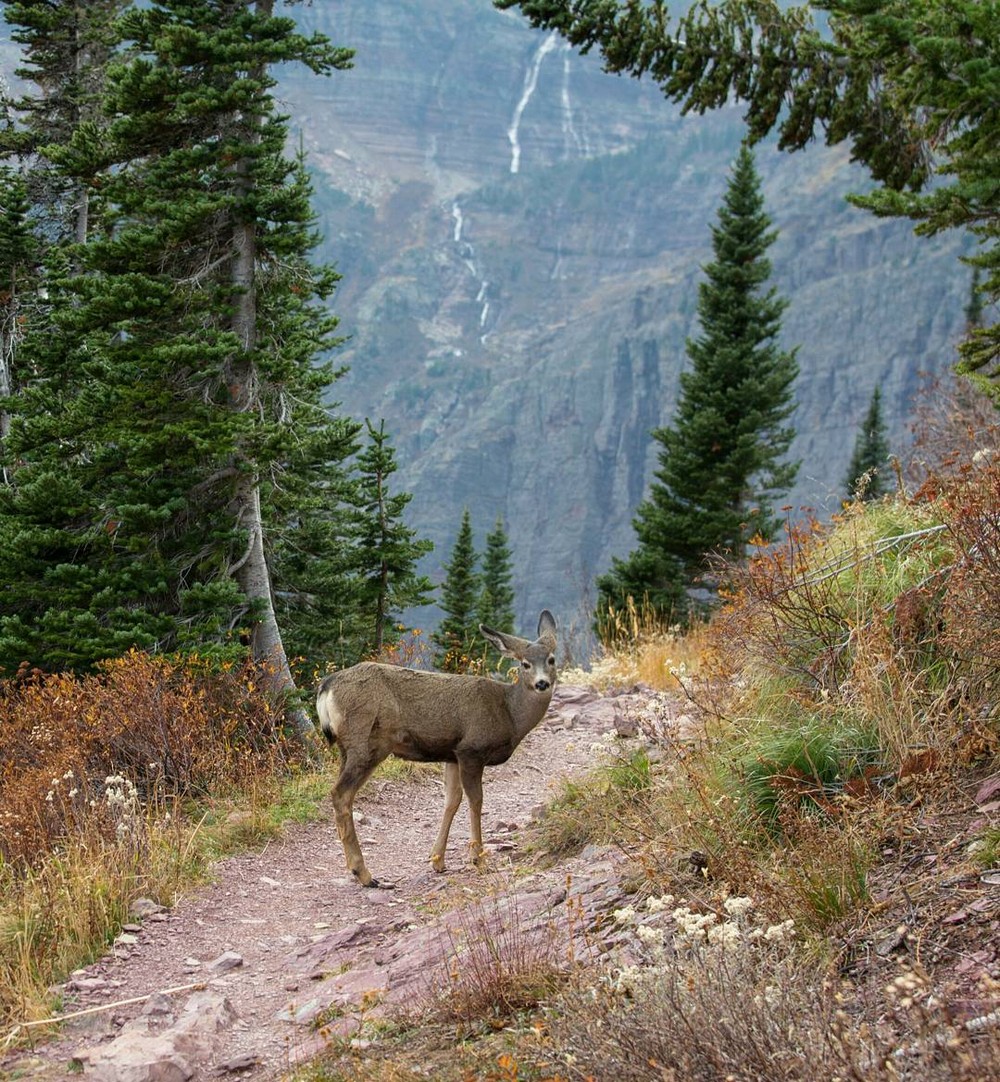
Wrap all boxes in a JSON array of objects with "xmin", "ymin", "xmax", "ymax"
[
  {"xmin": 429, "ymin": 761, "xmax": 463, "ymax": 873},
  {"xmin": 332, "ymin": 747, "xmax": 384, "ymax": 887}
]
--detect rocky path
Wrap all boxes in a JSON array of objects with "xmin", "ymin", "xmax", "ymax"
[{"xmin": 4, "ymin": 685, "xmax": 678, "ymax": 1082}]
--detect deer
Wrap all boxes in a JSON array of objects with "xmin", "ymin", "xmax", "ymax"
[{"xmin": 316, "ymin": 610, "xmax": 558, "ymax": 887}]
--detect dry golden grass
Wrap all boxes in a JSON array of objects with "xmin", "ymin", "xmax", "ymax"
[{"xmin": 562, "ymin": 595, "xmax": 709, "ymax": 692}]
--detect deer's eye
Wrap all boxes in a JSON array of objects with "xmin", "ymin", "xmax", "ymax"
[
  {"xmin": 547, "ymin": 656, "xmax": 556, "ymax": 667},
  {"xmin": 522, "ymin": 660, "xmax": 531, "ymax": 669}
]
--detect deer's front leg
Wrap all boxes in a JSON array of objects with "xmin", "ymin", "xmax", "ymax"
[
  {"xmin": 429, "ymin": 761, "xmax": 463, "ymax": 873},
  {"xmin": 458, "ymin": 759, "xmax": 486, "ymax": 871}
]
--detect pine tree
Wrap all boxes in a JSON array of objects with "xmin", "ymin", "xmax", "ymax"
[
  {"xmin": 844, "ymin": 387, "xmax": 891, "ymax": 501},
  {"xmin": 597, "ymin": 142, "xmax": 799, "ymax": 631},
  {"xmin": 349, "ymin": 419, "xmax": 434, "ymax": 657},
  {"xmin": 478, "ymin": 515, "xmax": 515, "ymax": 666},
  {"xmin": 0, "ymin": 0, "xmax": 127, "ymax": 246},
  {"xmin": 433, "ymin": 509, "xmax": 480, "ymax": 672},
  {"xmin": 0, "ymin": 2, "xmax": 358, "ymax": 733}
]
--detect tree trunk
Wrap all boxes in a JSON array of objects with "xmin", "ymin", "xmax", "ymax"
[
  {"xmin": 225, "ymin": 0, "xmax": 313, "ymax": 747},
  {"xmin": 231, "ymin": 475, "xmax": 314, "ymax": 745}
]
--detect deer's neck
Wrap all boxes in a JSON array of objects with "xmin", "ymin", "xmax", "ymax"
[{"xmin": 505, "ymin": 677, "xmax": 554, "ymax": 744}]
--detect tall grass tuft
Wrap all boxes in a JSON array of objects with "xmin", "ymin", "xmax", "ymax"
[{"xmin": 414, "ymin": 891, "xmax": 566, "ymax": 1032}]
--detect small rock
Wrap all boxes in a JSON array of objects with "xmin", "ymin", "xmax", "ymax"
[
  {"xmin": 142, "ymin": 993, "xmax": 174, "ymax": 1018},
  {"xmin": 214, "ymin": 1052, "xmax": 260, "ymax": 1074},
  {"xmin": 207, "ymin": 951, "xmax": 244, "ymax": 975},
  {"xmin": 115, "ymin": 933, "xmax": 139, "ymax": 946},
  {"xmin": 129, "ymin": 897, "xmax": 166, "ymax": 919},
  {"xmin": 66, "ymin": 977, "xmax": 110, "ymax": 993},
  {"xmin": 275, "ymin": 998, "xmax": 323, "ymax": 1025},
  {"xmin": 259, "ymin": 875, "xmax": 281, "ymax": 887}
]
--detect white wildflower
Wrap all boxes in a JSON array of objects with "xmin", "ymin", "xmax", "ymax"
[
  {"xmin": 723, "ymin": 896, "xmax": 754, "ymax": 919},
  {"xmin": 646, "ymin": 894, "xmax": 674, "ymax": 913},
  {"xmin": 763, "ymin": 919, "xmax": 796, "ymax": 942},
  {"xmin": 707, "ymin": 921, "xmax": 741, "ymax": 949},
  {"xmin": 609, "ymin": 964, "xmax": 643, "ymax": 995},
  {"xmin": 612, "ymin": 905, "xmax": 636, "ymax": 925},
  {"xmin": 636, "ymin": 924, "xmax": 666, "ymax": 947}
]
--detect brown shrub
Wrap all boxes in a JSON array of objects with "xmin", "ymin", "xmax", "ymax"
[
  {"xmin": 940, "ymin": 454, "xmax": 1000, "ymax": 709},
  {"xmin": 0, "ymin": 651, "xmax": 293, "ymax": 868},
  {"xmin": 546, "ymin": 943, "xmax": 1000, "ymax": 1082}
]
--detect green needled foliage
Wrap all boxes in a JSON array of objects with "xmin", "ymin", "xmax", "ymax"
[
  {"xmin": 349, "ymin": 418, "xmax": 434, "ymax": 658},
  {"xmin": 0, "ymin": 1, "xmax": 359, "ymax": 692},
  {"xmin": 478, "ymin": 515, "xmax": 516, "ymax": 633},
  {"xmin": 497, "ymin": 0, "xmax": 1000, "ymax": 400},
  {"xmin": 597, "ymin": 143, "xmax": 798, "ymax": 632},
  {"xmin": 433, "ymin": 508, "xmax": 481, "ymax": 672},
  {"xmin": 478, "ymin": 515, "xmax": 516, "ymax": 667},
  {"xmin": 844, "ymin": 387, "xmax": 892, "ymax": 502}
]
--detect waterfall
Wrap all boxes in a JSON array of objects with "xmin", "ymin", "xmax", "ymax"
[
  {"xmin": 452, "ymin": 201, "xmax": 464, "ymax": 243},
  {"xmin": 560, "ymin": 46, "xmax": 589, "ymax": 156},
  {"xmin": 507, "ymin": 31, "xmax": 557, "ymax": 175}
]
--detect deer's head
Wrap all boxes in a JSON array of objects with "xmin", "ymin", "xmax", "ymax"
[{"xmin": 480, "ymin": 609, "xmax": 557, "ymax": 693}]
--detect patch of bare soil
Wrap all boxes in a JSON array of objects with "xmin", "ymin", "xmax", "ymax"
[{"xmin": 2, "ymin": 685, "xmax": 669, "ymax": 1082}]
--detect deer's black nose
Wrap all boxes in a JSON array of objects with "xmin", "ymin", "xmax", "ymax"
[{"xmin": 534, "ymin": 679, "xmax": 550, "ymax": 692}]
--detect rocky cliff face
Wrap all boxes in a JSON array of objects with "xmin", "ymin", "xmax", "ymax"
[{"xmin": 283, "ymin": 1, "xmax": 968, "ymax": 644}]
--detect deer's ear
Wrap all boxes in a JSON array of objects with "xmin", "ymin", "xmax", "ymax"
[
  {"xmin": 480, "ymin": 625, "xmax": 527, "ymax": 658},
  {"xmin": 537, "ymin": 610, "xmax": 557, "ymax": 647}
]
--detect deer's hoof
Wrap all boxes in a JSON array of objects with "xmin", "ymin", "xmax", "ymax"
[
  {"xmin": 429, "ymin": 853, "xmax": 446, "ymax": 874},
  {"xmin": 469, "ymin": 844, "xmax": 488, "ymax": 871}
]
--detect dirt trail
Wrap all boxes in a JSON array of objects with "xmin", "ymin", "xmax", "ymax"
[{"xmin": 4, "ymin": 685, "xmax": 670, "ymax": 1082}]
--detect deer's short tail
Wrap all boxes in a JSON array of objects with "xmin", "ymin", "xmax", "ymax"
[{"xmin": 315, "ymin": 676, "xmax": 343, "ymax": 746}]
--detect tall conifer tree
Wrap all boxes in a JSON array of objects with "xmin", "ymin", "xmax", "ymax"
[
  {"xmin": 433, "ymin": 509, "xmax": 480, "ymax": 672},
  {"xmin": 0, "ymin": 3, "xmax": 357, "ymax": 737},
  {"xmin": 844, "ymin": 387, "xmax": 891, "ymax": 501},
  {"xmin": 350, "ymin": 419, "xmax": 434, "ymax": 657},
  {"xmin": 597, "ymin": 143, "xmax": 799, "ymax": 630},
  {"xmin": 477, "ymin": 515, "xmax": 515, "ymax": 666}
]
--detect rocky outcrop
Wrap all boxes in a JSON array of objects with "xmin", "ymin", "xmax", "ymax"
[{"xmin": 73, "ymin": 989, "xmax": 238, "ymax": 1082}]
